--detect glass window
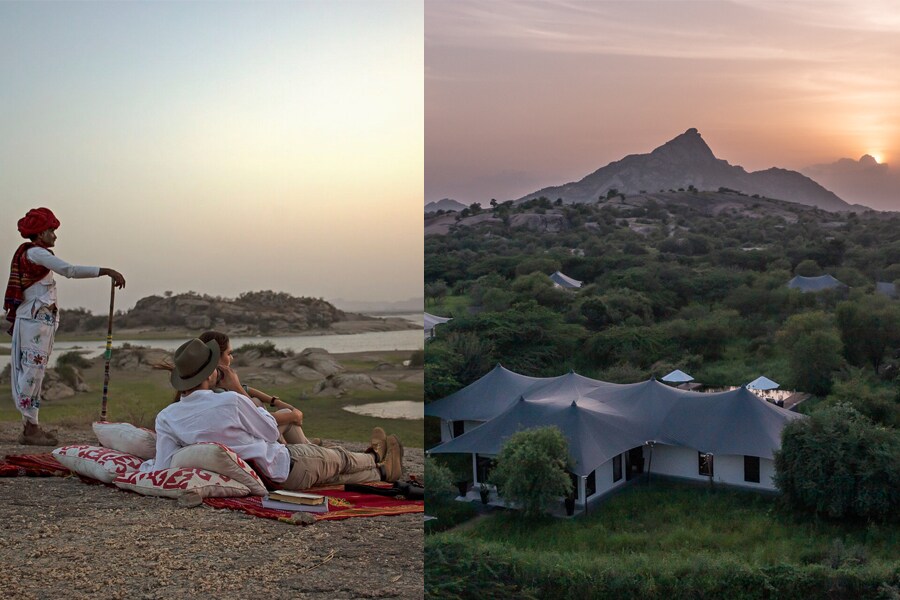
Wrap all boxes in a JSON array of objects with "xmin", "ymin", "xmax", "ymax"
[
  {"xmin": 613, "ymin": 454, "xmax": 622, "ymax": 482},
  {"xmin": 452, "ymin": 420, "xmax": 464, "ymax": 438},
  {"xmin": 698, "ymin": 452, "xmax": 714, "ymax": 477},
  {"xmin": 744, "ymin": 456, "xmax": 760, "ymax": 483}
]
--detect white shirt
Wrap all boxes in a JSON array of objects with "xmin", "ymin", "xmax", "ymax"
[
  {"xmin": 142, "ymin": 389, "xmax": 291, "ymax": 481},
  {"xmin": 17, "ymin": 247, "xmax": 100, "ymax": 318}
]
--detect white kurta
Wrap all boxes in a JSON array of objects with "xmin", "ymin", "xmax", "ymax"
[{"xmin": 10, "ymin": 248, "xmax": 99, "ymax": 423}]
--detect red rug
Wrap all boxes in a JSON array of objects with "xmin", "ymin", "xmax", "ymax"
[
  {"xmin": 1, "ymin": 454, "xmax": 423, "ymax": 523},
  {"xmin": 205, "ymin": 483, "xmax": 424, "ymax": 523}
]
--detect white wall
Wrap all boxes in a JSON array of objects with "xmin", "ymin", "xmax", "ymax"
[
  {"xmin": 438, "ymin": 419, "xmax": 485, "ymax": 443},
  {"xmin": 650, "ymin": 444, "xmax": 777, "ymax": 490},
  {"xmin": 580, "ymin": 454, "xmax": 628, "ymax": 505}
]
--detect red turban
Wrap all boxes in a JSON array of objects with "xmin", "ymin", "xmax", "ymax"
[{"xmin": 17, "ymin": 207, "xmax": 60, "ymax": 238}]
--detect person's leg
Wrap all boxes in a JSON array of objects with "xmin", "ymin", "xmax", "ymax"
[
  {"xmin": 283, "ymin": 444, "xmax": 380, "ymax": 490},
  {"xmin": 13, "ymin": 309, "xmax": 58, "ymax": 444}
]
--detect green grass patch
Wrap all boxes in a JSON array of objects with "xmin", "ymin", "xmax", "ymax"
[
  {"xmin": 427, "ymin": 295, "xmax": 469, "ymax": 318},
  {"xmin": 2, "ymin": 364, "xmax": 424, "ymax": 448},
  {"xmin": 426, "ymin": 481, "xmax": 900, "ymax": 599}
]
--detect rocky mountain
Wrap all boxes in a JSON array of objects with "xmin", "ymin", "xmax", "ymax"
[
  {"xmin": 425, "ymin": 198, "xmax": 467, "ymax": 213},
  {"xmin": 58, "ymin": 291, "xmax": 356, "ymax": 335},
  {"xmin": 517, "ymin": 128, "xmax": 860, "ymax": 213}
]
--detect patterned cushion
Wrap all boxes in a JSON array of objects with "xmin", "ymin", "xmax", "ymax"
[
  {"xmin": 112, "ymin": 468, "xmax": 250, "ymax": 499},
  {"xmin": 170, "ymin": 442, "xmax": 267, "ymax": 496},
  {"xmin": 93, "ymin": 421, "xmax": 157, "ymax": 459},
  {"xmin": 52, "ymin": 445, "xmax": 144, "ymax": 483}
]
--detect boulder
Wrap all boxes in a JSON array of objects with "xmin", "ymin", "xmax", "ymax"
[{"xmin": 313, "ymin": 373, "xmax": 396, "ymax": 396}]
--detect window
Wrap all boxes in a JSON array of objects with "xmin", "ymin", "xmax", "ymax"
[
  {"xmin": 744, "ymin": 456, "xmax": 760, "ymax": 483},
  {"xmin": 613, "ymin": 454, "xmax": 622, "ymax": 482},
  {"xmin": 586, "ymin": 470, "xmax": 596, "ymax": 497},
  {"xmin": 698, "ymin": 452, "xmax": 714, "ymax": 477},
  {"xmin": 452, "ymin": 421, "xmax": 464, "ymax": 438},
  {"xmin": 475, "ymin": 454, "xmax": 494, "ymax": 483}
]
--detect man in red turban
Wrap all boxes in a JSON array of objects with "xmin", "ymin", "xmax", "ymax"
[{"xmin": 4, "ymin": 208, "xmax": 126, "ymax": 445}]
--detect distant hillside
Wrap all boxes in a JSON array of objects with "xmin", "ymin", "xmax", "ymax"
[
  {"xmin": 517, "ymin": 128, "xmax": 861, "ymax": 213},
  {"xmin": 59, "ymin": 291, "xmax": 360, "ymax": 335},
  {"xmin": 425, "ymin": 198, "xmax": 467, "ymax": 213},
  {"xmin": 332, "ymin": 297, "xmax": 423, "ymax": 314}
]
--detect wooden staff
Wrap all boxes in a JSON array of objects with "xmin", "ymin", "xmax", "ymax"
[{"xmin": 100, "ymin": 280, "xmax": 115, "ymax": 422}]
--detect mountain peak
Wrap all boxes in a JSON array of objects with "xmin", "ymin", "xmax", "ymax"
[{"xmin": 650, "ymin": 128, "xmax": 717, "ymax": 164}]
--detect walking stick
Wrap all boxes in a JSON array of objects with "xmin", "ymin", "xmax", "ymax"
[{"xmin": 100, "ymin": 280, "xmax": 115, "ymax": 422}]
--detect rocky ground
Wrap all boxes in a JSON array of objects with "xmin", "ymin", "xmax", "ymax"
[{"xmin": 0, "ymin": 423, "xmax": 424, "ymax": 600}]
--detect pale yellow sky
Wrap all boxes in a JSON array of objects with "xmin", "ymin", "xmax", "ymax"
[
  {"xmin": 2, "ymin": 1, "xmax": 423, "ymax": 313},
  {"xmin": 426, "ymin": 0, "xmax": 900, "ymax": 209}
]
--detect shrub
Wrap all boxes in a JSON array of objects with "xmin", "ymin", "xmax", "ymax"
[
  {"xmin": 408, "ymin": 349, "xmax": 424, "ymax": 368},
  {"xmin": 235, "ymin": 340, "xmax": 287, "ymax": 358},
  {"xmin": 490, "ymin": 426, "xmax": 572, "ymax": 518},
  {"xmin": 774, "ymin": 404, "xmax": 900, "ymax": 522},
  {"xmin": 424, "ymin": 457, "xmax": 455, "ymax": 507},
  {"xmin": 56, "ymin": 351, "xmax": 92, "ymax": 369}
]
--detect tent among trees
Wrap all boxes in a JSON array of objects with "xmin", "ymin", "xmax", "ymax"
[
  {"xmin": 424, "ymin": 312, "xmax": 452, "ymax": 339},
  {"xmin": 427, "ymin": 367, "xmax": 804, "ymax": 508},
  {"xmin": 549, "ymin": 270, "xmax": 582, "ymax": 289},
  {"xmin": 786, "ymin": 274, "xmax": 847, "ymax": 293}
]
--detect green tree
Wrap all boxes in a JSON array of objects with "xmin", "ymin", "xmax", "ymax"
[
  {"xmin": 424, "ymin": 457, "xmax": 455, "ymax": 507},
  {"xmin": 835, "ymin": 295, "xmax": 900, "ymax": 372},
  {"xmin": 774, "ymin": 404, "xmax": 900, "ymax": 522},
  {"xmin": 777, "ymin": 312, "xmax": 843, "ymax": 395},
  {"xmin": 794, "ymin": 259, "xmax": 822, "ymax": 276},
  {"xmin": 490, "ymin": 426, "xmax": 573, "ymax": 518}
]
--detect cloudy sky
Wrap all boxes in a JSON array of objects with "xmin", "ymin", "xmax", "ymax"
[
  {"xmin": 426, "ymin": 0, "xmax": 900, "ymax": 211},
  {"xmin": 2, "ymin": 1, "xmax": 423, "ymax": 313}
]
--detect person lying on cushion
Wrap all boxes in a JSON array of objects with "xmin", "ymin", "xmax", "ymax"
[
  {"xmin": 155, "ymin": 330, "xmax": 318, "ymax": 446},
  {"xmin": 199, "ymin": 330, "xmax": 319, "ymax": 446},
  {"xmin": 141, "ymin": 338, "xmax": 403, "ymax": 489}
]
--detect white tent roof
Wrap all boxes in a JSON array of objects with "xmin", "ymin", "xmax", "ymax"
[
  {"xmin": 786, "ymin": 274, "xmax": 846, "ymax": 293},
  {"xmin": 430, "ymin": 370, "xmax": 803, "ymax": 475},
  {"xmin": 747, "ymin": 376, "xmax": 779, "ymax": 391},
  {"xmin": 424, "ymin": 312, "xmax": 452, "ymax": 335},
  {"xmin": 662, "ymin": 369, "xmax": 693, "ymax": 383},
  {"xmin": 549, "ymin": 271, "xmax": 582, "ymax": 288}
]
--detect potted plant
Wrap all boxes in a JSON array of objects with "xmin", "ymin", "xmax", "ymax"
[
  {"xmin": 455, "ymin": 480, "xmax": 470, "ymax": 497},
  {"xmin": 479, "ymin": 482, "xmax": 490, "ymax": 504}
]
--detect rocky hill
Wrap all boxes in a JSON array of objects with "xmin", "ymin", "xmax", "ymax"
[
  {"xmin": 516, "ymin": 128, "xmax": 863, "ymax": 213},
  {"xmin": 57, "ymin": 290, "xmax": 409, "ymax": 335},
  {"xmin": 424, "ymin": 198, "xmax": 467, "ymax": 213}
]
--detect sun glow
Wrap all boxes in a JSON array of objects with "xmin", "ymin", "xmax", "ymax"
[{"xmin": 868, "ymin": 152, "xmax": 883, "ymax": 164}]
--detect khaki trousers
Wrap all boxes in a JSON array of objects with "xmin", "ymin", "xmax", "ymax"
[{"xmin": 283, "ymin": 444, "xmax": 381, "ymax": 490}]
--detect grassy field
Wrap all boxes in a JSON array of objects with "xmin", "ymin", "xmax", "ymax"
[
  {"xmin": 426, "ymin": 481, "xmax": 900, "ymax": 599},
  {"xmin": 1, "ymin": 353, "xmax": 424, "ymax": 448},
  {"xmin": 426, "ymin": 295, "xmax": 469, "ymax": 318}
]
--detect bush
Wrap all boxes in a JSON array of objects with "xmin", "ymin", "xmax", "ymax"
[
  {"xmin": 490, "ymin": 426, "xmax": 572, "ymax": 518},
  {"xmin": 774, "ymin": 404, "xmax": 900, "ymax": 522},
  {"xmin": 408, "ymin": 349, "xmax": 424, "ymax": 368},
  {"xmin": 235, "ymin": 340, "xmax": 287, "ymax": 358},
  {"xmin": 56, "ymin": 351, "xmax": 92, "ymax": 369},
  {"xmin": 424, "ymin": 457, "xmax": 455, "ymax": 507}
]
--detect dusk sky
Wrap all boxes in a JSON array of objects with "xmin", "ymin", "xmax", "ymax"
[
  {"xmin": 426, "ymin": 0, "xmax": 900, "ymax": 211},
  {"xmin": 2, "ymin": 1, "xmax": 423, "ymax": 313}
]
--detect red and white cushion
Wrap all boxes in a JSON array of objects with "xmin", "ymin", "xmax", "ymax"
[
  {"xmin": 52, "ymin": 445, "xmax": 144, "ymax": 483},
  {"xmin": 170, "ymin": 442, "xmax": 267, "ymax": 496},
  {"xmin": 112, "ymin": 468, "xmax": 249, "ymax": 499},
  {"xmin": 92, "ymin": 421, "xmax": 157, "ymax": 459}
]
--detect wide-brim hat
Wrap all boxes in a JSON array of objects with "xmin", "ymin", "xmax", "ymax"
[{"xmin": 170, "ymin": 338, "xmax": 221, "ymax": 391}]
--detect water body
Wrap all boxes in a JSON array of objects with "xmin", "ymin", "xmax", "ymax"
[
  {"xmin": 0, "ymin": 314, "xmax": 423, "ymax": 370},
  {"xmin": 342, "ymin": 401, "xmax": 423, "ymax": 420}
]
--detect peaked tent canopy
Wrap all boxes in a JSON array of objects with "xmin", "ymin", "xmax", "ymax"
[
  {"xmin": 424, "ymin": 313, "xmax": 452, "ymax": 337},
  {"xmin": 747, "ymin": 376, "xmax": 779, "ymax": 391},
  {"xmin": 786, "ymin": 274, "xmax": 846, "ymax": 293},
  {"xmin": 430, "ymin": 372, "xmax": 803, "ymax": 476},
  {"xmin": 662, "ymin": 369, "xmax": 694, "ymax": 383},
  {"xmin": 550, "ymin": 271, "xmax": 582, "ymax": 289},
  {"xmin": 424, "ymin": 364, "xmax": 544, "ymax": 422},
  {"xmin": 876, "ymin": 282, "xmax": 898, "ymax": 299}
]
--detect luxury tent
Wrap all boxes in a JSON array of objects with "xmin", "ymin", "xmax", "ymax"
[
  {"xmin": 876, "ymin": 281, "xmax": 898, "ymax": 299},
  {"xmin": 786, "ymin": 274, "xmax": 847, "ymax": 293},
  {"xmin": 429, "ymin": 368, "xmax": 804, "ymax": 507},
  {"xmin": 549, "ymin": 271, "xmax": 583, "ymax": 289},
  {"xmin": 662, "ymin": 369, "xmax": 694, "ymax": 383},
  {"xmin": 424, "ymin": 312, "xmax": 452, "ymax": 339},
  {"xmin": 747, "ymin": 376, "xmax": 779, "ymax": 391}
]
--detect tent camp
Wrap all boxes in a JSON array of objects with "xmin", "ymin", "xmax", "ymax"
[
  {"xmin": 786, "ymin": 274, "xmax": 847, "ymax": 293},
  {"xmin": 424, "ymin": 313, "xmax": 452, "ymax": 339},
  {"xmin": 876, "ymin": 282, "xmax": 898, "ymax": 299},
  {"xmin": 549, "ymin": 271, "xmax": 582, "ymax": 289},
  {"xmin": 747, "ymin": 376, "xmax": 779, "ymax": 391},
  {"xmin": 428, "ymin": 369, "xmax": 803, "ymax": 507}
]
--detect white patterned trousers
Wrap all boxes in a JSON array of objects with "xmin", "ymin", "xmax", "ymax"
[{"xmin": 10, "ymin": 306, "xmax": 58, "ymax": 424}]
